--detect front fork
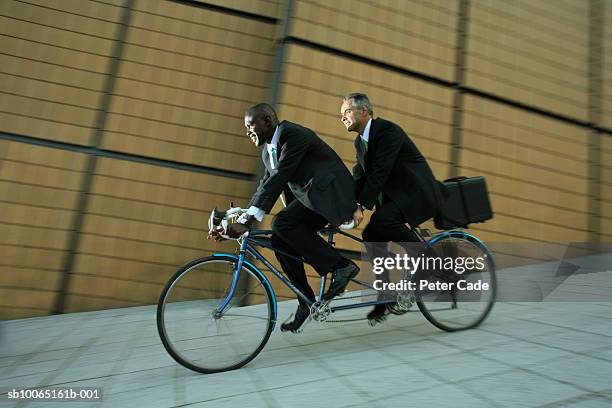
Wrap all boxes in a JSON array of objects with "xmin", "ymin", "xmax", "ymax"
[{"xmin": 214, "ymin": 232, "xmax": 250, "ymax": 317}]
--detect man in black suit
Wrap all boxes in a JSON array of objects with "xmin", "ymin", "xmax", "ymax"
[
  {"xmin": 341, "ymin": 93, "xmax": 443, "ymax": 325},
  {"xmin": 219, "ymin": 103, "xmax": 359, "ymax": 332}
]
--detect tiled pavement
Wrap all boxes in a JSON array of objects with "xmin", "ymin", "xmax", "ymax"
[{"xmin": 1, "ymin": 300, "xmax": 612, "ymax": 408}]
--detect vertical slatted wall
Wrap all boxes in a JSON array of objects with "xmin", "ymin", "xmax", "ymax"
[
  {"xmin": 0, "ymin": 0, "xmax": 123, "ymax": 318},
  {"xmin": 0, "ymin": 0, "xmax": 281, "ymax": 318},
  {"xmin": 0, "ymin": 0, "xmax": 609, "ymax": 318}
]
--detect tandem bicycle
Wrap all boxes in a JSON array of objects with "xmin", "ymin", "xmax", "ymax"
[{"xmin": 157, "ymin": 206, "xmax": 496, "ymax": 373}]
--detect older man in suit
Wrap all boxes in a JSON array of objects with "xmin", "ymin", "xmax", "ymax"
[
  {"xmin": 341, "ymin": 93, "xmax": 443, "ymax": 325},
  {"xmin": 221, "ymin": 103, "xmax": 359, "ymax": 332}
]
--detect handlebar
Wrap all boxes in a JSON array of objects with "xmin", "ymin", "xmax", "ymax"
[
  {"xmin": 208, "ymin": 206, "xmax": 246, "ymax": 240},
  {"xmin": 207, "ymin": 205, "xmax": 355, "ymax": 240}
]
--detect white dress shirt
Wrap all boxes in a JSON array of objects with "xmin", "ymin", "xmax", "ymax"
[
  {"xmin": 360, "ymin": 118, "xmax": 372, "ymax": 143},
  {"xmin": 245, "ymin": 126, "xmax": 280, "ymax": 222}
]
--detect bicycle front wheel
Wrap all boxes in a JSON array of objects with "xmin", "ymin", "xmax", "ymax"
[
  {"xmin": 416, "ymin": 233, "xmax": 496, "ymax": 331},
  {"xmin": 157, "ymin": 255, "xmax": 275, "ymax": 373}
]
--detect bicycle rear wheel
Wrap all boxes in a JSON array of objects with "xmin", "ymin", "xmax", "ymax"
[
  {"xmin": 415, "ymin": 233, "xmax": 496, "ymax": 331},
  {"xmin": 157, "ymin": 255, "xmax": 275, "ymax": 373}
]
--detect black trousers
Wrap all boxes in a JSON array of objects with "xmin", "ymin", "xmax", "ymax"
[
  {"xmin": 271, "ymin": 200, "xmax": 343, "ymax": 304},
  {"xmin": 362, "ymin": 200, "xmax": 420, "ymax": 298},
  {"xmin": 362, "ymin": 199, "xmax": 418, "ymax": 243}
]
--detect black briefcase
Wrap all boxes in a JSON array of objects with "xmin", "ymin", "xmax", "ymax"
[{"xmin": 434, "ymin": 176, "xmax": 493, "ymax": 230}]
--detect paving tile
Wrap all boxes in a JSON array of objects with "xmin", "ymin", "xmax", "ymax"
[
  {"xmin": 377, "ymin": 383, "xmax": 493, "ymax": 408},
  {"xmin": 525, "ymin": 355, "xmax": 612, "ymax": 392},
  {"xmin": 341, "ymin": 362, "xmax": 443, "ymax": 400},
  {"xmin": 527, "ymin": 329, "xmax": 612, "ymax": 353},
  {"xmin": 181, "ymin": 392, "xmax": 271, "ymax": 408},
  {"xmin": 460, "ymin": 370, "xmax": 585, "ymax": 407},
  {"xmin": 471, "ymin": 340, "xmax": 574, "ymax": 367},
  {"xmin": 411, "ymin": 350, "xmax": 509, "ymax": 383},
  {"xmin": 558, "ymin": 395, "xmax": 612, "ymax": 408},
  {"xmin": 1, "ymin": 298, "xmax": 611, "ymax": 408},
  {"xmin": 261, "ymin": 377, "xmax": 368, "ymax": 408}
]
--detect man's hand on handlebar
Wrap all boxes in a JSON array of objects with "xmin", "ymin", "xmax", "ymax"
[
  {"xmin": 207, "ymin": 227, "xmax": 225, "ymax": 242},
  {"xmin": 207, "ymin": 214, "xmax": 257, "ymax": 241},
  {"xmin": 353, "ymin": 205, "xmax": 364, "ymax": 227}
]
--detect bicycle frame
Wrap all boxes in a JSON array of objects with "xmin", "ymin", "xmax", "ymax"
[{"xmin": 215, "ymin": 226, "xmax": 434, "ymax": 316}]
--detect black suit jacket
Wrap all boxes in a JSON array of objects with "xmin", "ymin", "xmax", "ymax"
[
  {"xmin": 249, "ymin": 121, "xmax": 356, "ymax": 226},
  {"xmin": 353, "ymin": 118, "xmax": 443, "ymax": 226}
]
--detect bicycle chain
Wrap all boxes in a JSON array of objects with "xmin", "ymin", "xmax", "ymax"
[
  {"xmin": 309, "ymin": 277, "xmax": 417, "ymax": 324},
  {"xmin": 324, "ymin": 317, "xmax": 369, "ymax": 323},
  {"xmin": 311, "ymin": 293, "xmax": 390, "ymax": 324},
  {"xmin": 317, "ymin": 289, "xmax": 415, "ymax": 323}
]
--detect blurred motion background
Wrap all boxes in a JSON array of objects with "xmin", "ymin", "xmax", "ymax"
[{"xmin": 0, "ymin": 0, "xmax": 610, "ymax": 320}]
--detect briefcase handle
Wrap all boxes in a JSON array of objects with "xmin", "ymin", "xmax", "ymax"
[
  {"xmin": 437, "ymin": 176, "xmax": 471, "ymax": 228},
  {"xmin": 438, "ymin": 176, "xmax": 467, "ymax": 198},
  {"xmin": 444, "ymin": 176, "xmax": 468, "ymax": 183}
]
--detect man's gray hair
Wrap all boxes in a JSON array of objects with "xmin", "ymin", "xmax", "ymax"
[
  {"xmin": 246, "ymin": 103, "xmax": 278, "ymax": 123},
  {"xmin": 343, "ymin": 93, "xmax": 373, "ymax": 115}
]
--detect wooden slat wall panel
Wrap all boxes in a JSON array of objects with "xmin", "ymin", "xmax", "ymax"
[
  {"xmin": 460, "ymin": 95, "xmax": 590, "ymax": 244},
  {"xmin": 291, "ymin": 0, "xmax": 459, "ymax": 81},
  {"xmin": 279, "ymin": 45, "xmax": 453, "ymax": 180},
  {"xmin": 192, "ymin": 0, "xmax": 281, "ymax": 19},
  {"xmin": 466, "ymin": 0, "xmax": 589, "ymax": 121},
  {"xmin": 101, "ymin": 0, "xmax": 275, "ymax": 173},
  {"xmin": 0, "ymin": 141, "xmax": 86, "ymax": 319},
  {"xmin": 602, "ymin": 1, "xmax": 612, "ymax": 129},
  {"xmin": 22, "ymin": 0, "xmax": 126, "ymax": 16},
  {"xmin": 134, "ymin": 0, "xmax": 277, "ymax": 36},
  {"xmin": 1, "ymin": 0, "xmax": 605, "ymax": 319},
  {"xmin": 63, "ymin": 158, "xmax": 254, "ymax": 312},
  {"xmin": 601, "ymin": 137, "xmax": 612, "ymax": 240},
  {"xmin": 0, "ymin": 0, "xmax": 123, "ymax": 144}
]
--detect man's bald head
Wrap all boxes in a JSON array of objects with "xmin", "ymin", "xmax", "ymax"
[
  {"xmin": 244, "ymin": 103, "xmax": 279, "ymax": 147},
  {"xmin": 245, "ymin": 103, "xmax": 278, "ymax": 125}
]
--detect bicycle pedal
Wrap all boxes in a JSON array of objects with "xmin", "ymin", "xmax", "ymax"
[
  {"xmin": 280, "ymin": 313, "xmax": 294, "ymax": 332},
  {"xmin": 386, "ymin": 302, "xmax": 410, "ymax": 315},
  {"xmin": 367, "ymin": 316, "xmax": 387, "ymax": 327},
  {"xmin": 294, "ymin": 316, "xmax": 312, "ymax": 334},
  {"xmin": 319, "ymin": 300, "xmax": 332, "ymax": 310}
]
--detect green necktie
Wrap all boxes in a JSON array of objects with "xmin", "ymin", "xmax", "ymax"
[
  {"xmin": 270, "ymin": 146, "xmax": 278, "ymax": 169},
  {"xmin": 361, "ymin": 138, "xmax": 383, "ymax": 206}
]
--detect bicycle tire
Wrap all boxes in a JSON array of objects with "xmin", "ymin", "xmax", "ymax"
[
  {"xmin": 157, "ymin": 255, "xmax": 276, "ymax": 373},
  {"xmin": 415, "ymin": 232, "xmax": 496, "ymax": 332}
]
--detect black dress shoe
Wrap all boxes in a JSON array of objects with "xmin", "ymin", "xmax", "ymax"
[
  {"xmin": 323, "ymin": 261, "xmax": 360, "ymax": 300},
  {"xmin": 367, "ymin": 303, "xmax": 388, "ymax": 326},
  {"xmin": 281, "ymin": 304, "xmax": 310, "ymax": 333}
]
